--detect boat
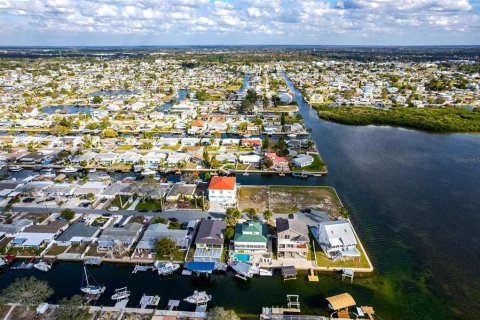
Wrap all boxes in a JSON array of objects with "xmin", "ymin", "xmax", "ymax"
[
  {"xmin": 8, "ymin": 165, "xmax": 23, "ymax": 172},
  {"xmin": 60, "ymin": 166, "xmax": 78, "ymax": 173},
  {"xmin": 259, "ymin": 268, "xmax": 273, "ymax": 276},
  {"xmin": 11, "ymin": 257, "xmax": 36, "ymax": 270},
  {"xmin": 288, "ymin": 134, "xmax": 297, "ymax": 138},
  {"xmin": 111, "ymin": 287, "xmax": 130, "ymax": 301},
  {"xmin": 32, "ymin": 165, "xmax": 44, "ymax": 171},
  {"xmin": 41, "ymin": 168, "xmax": 53, "ymax": 173},
  {"xmin": 88, "ymin": 168, "xmax": 97, "ymax": 173},
  {"xmin": 141, "ymin": 168, "xmax": 156, "ymax": 176},
  {"xmin": 80, "ymin": 266, "xmax": 106, "ymax": 295},
  {"xmin": 33, "ymin": 261, "xmax": 52, "ymax": 272},
  {"xmin": 184, "ymin": 290, "xmax": 212, "ymax": 304},
  {"xmin": 243, "ymin": 171, "xmax": 249, "ymax": 176},
  {"xmin": 154, "ymin": 261, "xmax": 180, "ymax": 275}
]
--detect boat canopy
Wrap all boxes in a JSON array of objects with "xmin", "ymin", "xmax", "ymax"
[
  {"xmin": 326, "ymin": 293, "xmax": 356, "ymax": 311},
  {"xmin": 185, "ymin": 261, "xmax": 215, "ymax": 273}
]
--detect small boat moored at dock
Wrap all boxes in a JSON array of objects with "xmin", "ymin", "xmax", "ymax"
[
  {"xmin": 80, "ymin": 266, "xmax": 106, "ymax": 295},
  {"xmin": 111, "ymin": 287, "xmax": 130, "ymax": 301},
  {"xmin": 154, "ymin": 261, "xmax": 180, "ymax": 276},
  {"xmin": 184, "ymin": 290, "xmax": 211, "ymax": 305},
  {"xmin": 8, "ymin": 165, "xmax": 23, "ymax": 172},
  {"xmin": 33, "ymin": 260, "xmax": 52, "ymax": 272},
  {"xmin": 60, "ymin": 166, "xmax": 78, "ymax": 173}
]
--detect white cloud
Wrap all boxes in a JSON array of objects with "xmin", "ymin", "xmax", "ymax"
[{"xmin": 0, "ymin": 0, "xmax": 478, "ymax": 44}]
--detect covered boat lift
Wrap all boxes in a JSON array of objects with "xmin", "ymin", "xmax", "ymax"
[{"xmin": 326, "ymin": 293, "xmax": 356, "ymax": 319}]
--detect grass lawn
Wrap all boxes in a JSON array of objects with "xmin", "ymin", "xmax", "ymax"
[
  {"xmin": 67, "ymin": 243, "xmax": 88, "ymax": 254},
  {"xmin": 109, "ymin": 195, "xmax": 135, "ymax": 209},
  {"xmin": 7, "ymin": 246, "xmax": 44, "ymax": 256},
  {"xmin": 238, "ymin": 186, "xmax": 269, "ymax": 212},
  {"xmin": 23, "ymin": 213, "xmax": 50, "ymax": 223},
  {"xmin": 156, "ymin": 249, "xmax": 186, "ymax": 261},
  {"xmin": 45, "ymin": 244, "xmax": 68, "ymax": 256},
  {"xmin": 135, "ymin": 199, "xmax": 163, "ymax": 211},
  {"xmin": 314, "ymin": 244, "xmax": 370, "ymax": 269}
]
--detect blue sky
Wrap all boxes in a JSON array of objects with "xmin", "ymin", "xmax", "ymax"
[{"xmin": 0, "ymin": 0, "xmax": 479, "ymax": 46}]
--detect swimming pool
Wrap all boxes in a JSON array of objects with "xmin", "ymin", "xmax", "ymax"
[{"xmin": 233, "ymin": 253, "xmax": 251, "ymax": 262}]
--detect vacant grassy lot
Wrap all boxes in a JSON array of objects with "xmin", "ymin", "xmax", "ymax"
[
  {"xmin": 238, "ymin": 185, "xmax": 342, "ymax": 216},
  {"xmin": 269, "ymin": 185, "xmax": 342, "ymax": 215},
  {"xmin": 238, "ymin": 186, "xmax": 269, "ymax": 212}
]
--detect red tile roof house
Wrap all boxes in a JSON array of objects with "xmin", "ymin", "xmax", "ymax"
[
  {"xmin": 188, "ymin": 119, "xmax": 206, "ymax": 135},
  {"xmin": 265, "ymin": 153, "xmax": 290, "ymax": 170},
  {"xmin": 208, "ymin": 176, "xmax": 237, "ymax": 205},
  {"xmin": 241, "ymin": 138, "xmax": 262, "ymax": 147}
]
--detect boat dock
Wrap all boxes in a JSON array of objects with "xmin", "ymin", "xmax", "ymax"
[
  {"xmin": 132, "ymin": 263, "xmax": 155, "ymax": 273},
  {"xmin": 281, "ymin": 265, "xmax": 297, "ymax": 280},
  {"xmin": 261, "ymin": 295, "xmax": 301, "ymax": 319},
  {"xmin": 139, "ymin": 294, "xmax": 161, "ymax": 309},
  {"xmin": 84, "ymin": 257, "xmax": 102, "ymax": 266}
]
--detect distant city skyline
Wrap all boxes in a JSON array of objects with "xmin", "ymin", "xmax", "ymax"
[{"xmin": 1, "ymin": 0, "xmax": 479, "ymax": 46}]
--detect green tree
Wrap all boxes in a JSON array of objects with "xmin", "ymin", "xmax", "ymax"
[
  {"xmin": 223, "ymin": 227, "xmax": 235, "ymax": 240},
  {"xmin": 102, "ymin": 128, "xmax": 118, "ymax": 138},
  {"xmin": 208, "ymin": 307, "xmax": 240, "ymax": 320},
  {"xmin": 226, "ymin": 207, "xmax": 242, "ymax": 219},
  {"xmin": 155, "ymin": 237, "xmax": 177, "ymax": 258},
  {"xmin": 61, "ymin": 208, "xmax": 75, "ymax": 220},
  {"xmin": 92, "ymin": 95, "xmax": 103, "ymax": 104},
  {"xmin": 0, "ymin": 276, "xmax": 53, "ymax": 309},
  {"xmin": 281, "ymin": 112, "xmax": 286, "ymax": 126},
  {"xmin": 263, "ymin": 209, "xmax": 273, "ymax": 221},
  {"xmin": 54, "ymin": 295, "xmax": 90, "ymax": 320},
  {"xmin": 51, "ymin": 125, "xmax": 71, "ymax": 136},
  {"xmin": 262, "ymin": 137, "xmax": 269, "ymax": 150},
  {"xmin": 245, "ymin": 208, "xmax": 257, "ymax": 220}
]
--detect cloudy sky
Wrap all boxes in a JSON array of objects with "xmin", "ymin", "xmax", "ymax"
[{"xmin": 0, "ymin": 0, "xmax": 479, "ymax": 46}]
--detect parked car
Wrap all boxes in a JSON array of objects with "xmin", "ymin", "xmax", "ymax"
[
  {"xmin": 108, "ymin": 206, "xmax": 119, "ymax": 212},
  {"xmin": 138, "ymin": 208, "xmax": 148, "ymax": 213},
  {"xmin": 152, "ymin": 208, "xmax": 162, "ymax": 212},
  {"xmin": 102, "ymin": 212, "xmax": 112, "ymax": 217},
  {"xmin": 100, "ymin": 198, "xmax": 107, "ymax": 203},
  {"xmin": 168, "ymin": 217, "xmax": 178, "ymax": 223},
  {"xmin": 22, "ymin": 197, "xmax": 35, "ymax": 203}
]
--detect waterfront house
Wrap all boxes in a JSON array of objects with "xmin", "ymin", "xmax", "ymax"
[
  {"xmin": 55, "ymin": 221, "xmax": 101, "ymax": 246},
  {"xmin": 166, "ymin": 183, "xmax": 196, "ymax": 202},
  {"xmin": 194, "ymin": 219, "xmax": 227, "ymax": 262},
  {"xmin": 292, "ymin": 154, "xmax": 314, "ymax": 167},
  {"xmin": 265, "ymin": 153, "xmax": 289, "ymax": 170},
  {"xmin": 97, "ymin": 222, "xmax": 143, "ymax": 251},
  {"xmin": 233, "ymin": 221, "xmax": 268, "ymax": 254},
  {"xmin": 12, "ymin": 220, "xmax": 69, "ymax": 249},
  {"xmin": 276, "ymin": 217, "xmax": 309, "ymax": 260},
  {"xmin": 207, "ymin": 176, "xmax": 236, "ymax": 205},
  {"xmin": 238, "ymin": 154, "xmax": 261, "ymax": 165},
  {"xmin": 135, "ymin": 223, "xmax": 190, "ymax": 255},
  {"xmin": 315, "ymin": 220, "xmax": 360, "ymax": 261}
]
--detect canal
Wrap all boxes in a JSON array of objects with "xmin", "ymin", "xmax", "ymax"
[{"xmin": 1, "ymin": 74, "xmax": 479, "ymax": 319}]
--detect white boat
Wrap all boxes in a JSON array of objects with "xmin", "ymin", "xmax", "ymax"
[
  {"xmin": 8, "ymin": 165, "xmax": 23, "ymax": 172},
  {"xmin": 141, "ymin": 169, "xmax": 156, "ymax": 176},
  {"xmin": 288, "ymin": 134, "xmax": 297, "ymax": 138},
  {"xmin": 41, "ymin": 168, "xmax": 53, "ymax": 173},
  {"xmin": 154, "ymin": 261, "xmax": 180, "ymax": 275},
  {"xmin": 184, "ymin": 290, "xmax": 212, "ymax": 304},
  {"xmin": 0, "ymin": 257, "xmax": 7, "ymax": 268},
  {"xmin": 88, "ymin": 168, "xmax": 97, "ymax": 173},
  {"xmin": 259, "ymin": 268, "xmax": 273, "ymax": 276},
  {"xmin": 111, "ymin": 287, "xmax": 130, "ymax": 300},
  {"xmin": 80, "ymin": 266, "xmax": 106, "ymax": 295},
  {"xmin": 61, "ymin": 166, "xmax": 78, "ymax": 173},
  {"xmin": 33, "ymin": 261, "xmax": 52, "ymax": 272}
]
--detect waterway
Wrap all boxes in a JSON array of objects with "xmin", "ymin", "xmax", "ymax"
[
  {"xmin": 1, "ymin": 75, "xmax": 479, "ymax": 319},
  {"xmin": 41, "ymin": 105, "xmax": 93, "ymax": 115}
]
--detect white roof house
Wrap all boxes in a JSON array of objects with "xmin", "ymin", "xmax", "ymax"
[
  {"xmin": 315, "ymin": 220, "xmax": 360, "ymax": 260},
  {"xmin": 238, "ymin": 154, "xmax": 261, "ymax": 164}
]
